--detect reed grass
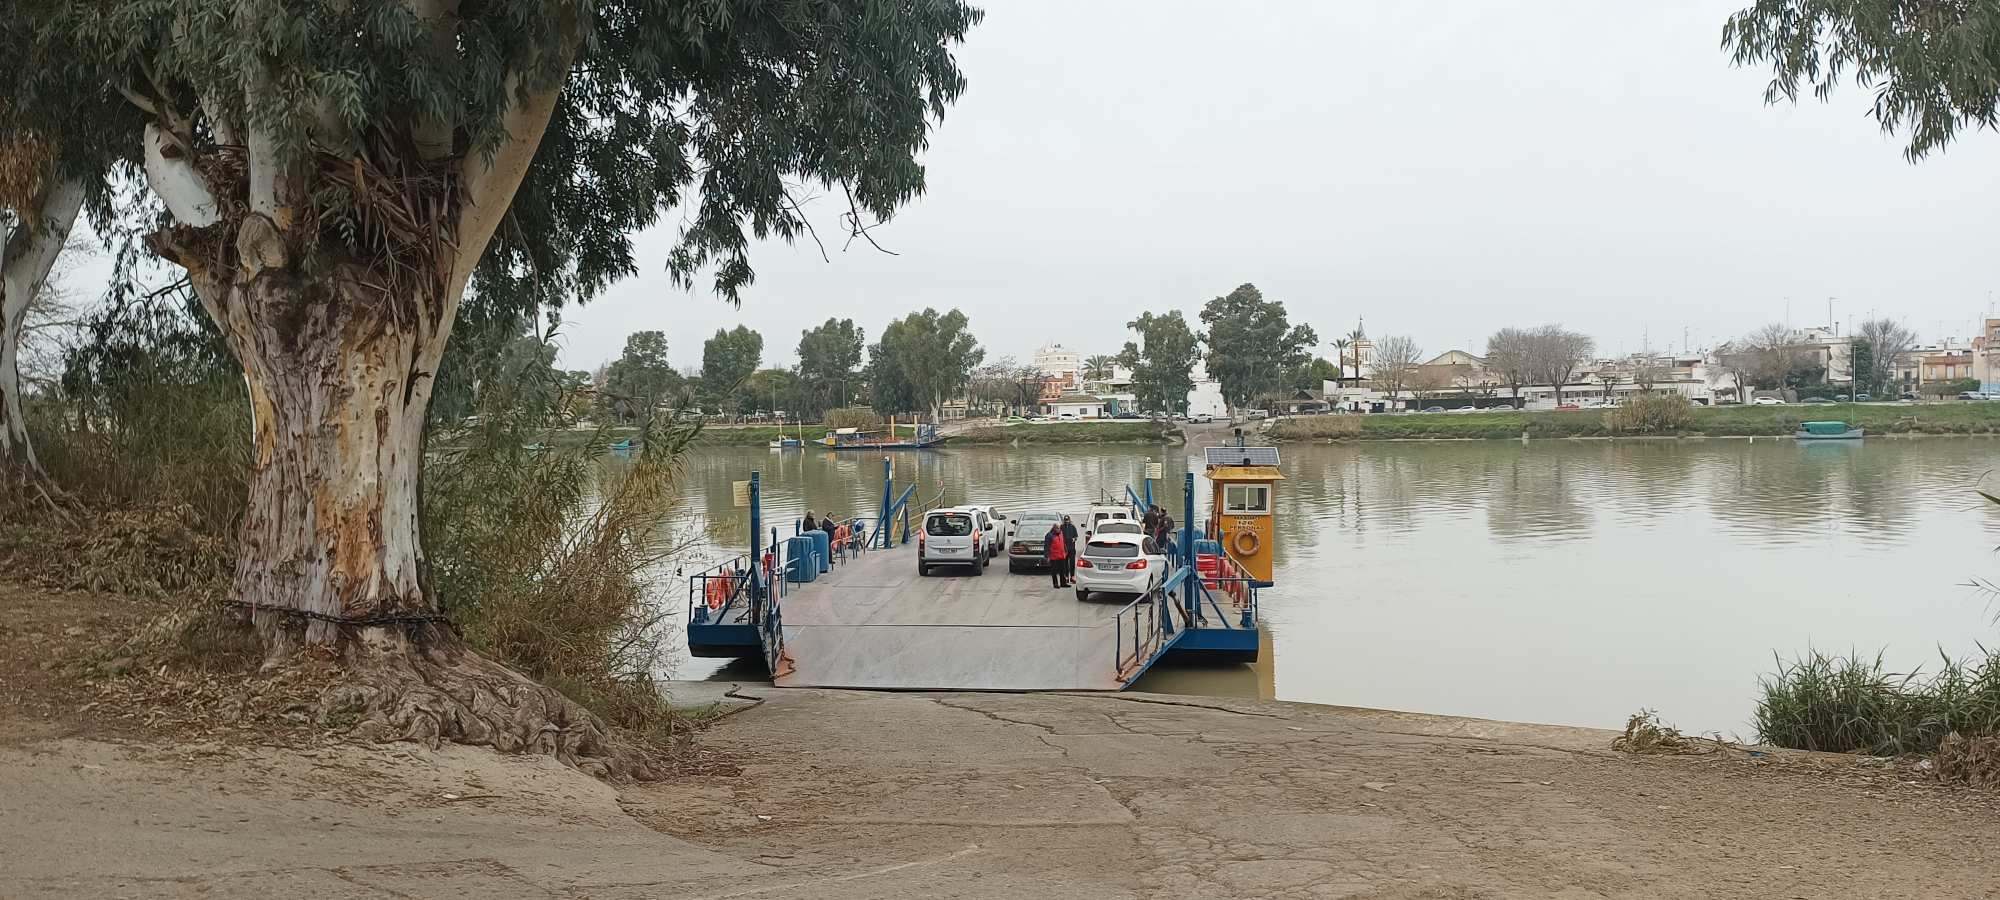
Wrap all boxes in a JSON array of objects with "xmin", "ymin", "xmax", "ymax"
[{"xmin": 1753, "ymin": 649, "xmax": 2000, "ymax": 757}]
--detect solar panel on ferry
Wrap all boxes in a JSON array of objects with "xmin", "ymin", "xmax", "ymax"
[{"xmin": 1205, "ymin": 446, "xmax": 1279, "ymax": 467}]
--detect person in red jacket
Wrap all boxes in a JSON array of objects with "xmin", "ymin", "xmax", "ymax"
[{"xmin": 1043, "ymin": 523, "xmax": 1070, "ymax": 588}]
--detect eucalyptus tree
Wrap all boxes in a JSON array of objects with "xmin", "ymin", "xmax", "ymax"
[
  {"xmin": 4, "ymin": 0, "xmax": 980, "ymax": 768},
  {"xmin": 1725, "ymin": 2, "xmax": 2000, "ymax": 161},
  {"xmin": 1199, "ymin": 284, "xmax": 1316, "ymax": 416},
  {"xmin": 0, "ymin": 14, "xmax": 137, "ymax": 471},
  {"xmin": 1118, "ymin": 310, "xmax": 1201, "ymax": 416}
]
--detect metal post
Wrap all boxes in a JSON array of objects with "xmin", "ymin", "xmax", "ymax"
[
  {"xmin": 879, "ymin": 457, "xmax": 892, "ymax": 549},
  {"xmin": 748, "ymin": 471, "xmax": 763, "ymax": 609},
  {"xmin": 1181, "ymin": 471, "xmax": 1196, "ymax": 627}
]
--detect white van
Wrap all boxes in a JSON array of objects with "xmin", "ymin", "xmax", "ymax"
[
  {"xmin": 1084, "ymin": 505, "xmax": 1135, "ymax": 541},
  {"xmin": 919, "ymin": 507, "xmax": 992, "ymax": 576}
]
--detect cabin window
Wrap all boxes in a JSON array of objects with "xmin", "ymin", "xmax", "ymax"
[{"xmin": 1223, "ymin": 484, "xmax": 1271, "ymax": 515}]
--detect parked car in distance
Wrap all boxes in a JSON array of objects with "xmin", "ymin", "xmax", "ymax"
[
  {"xmin": 1112, "ymin": 411, "xmax": 1143, "ymax": 420},
  {"xmin": 1752, "ymin": 396, "xmax": 1786, "ymax": 406},
  {"xmin": 1803, "ymin": 396, "xmax": 1833, "ymax": 404},
  {"xmin": 1421, "ymin": 406, "xmax": 1446, "ymax": 413},
  {"xmin": 1555, "ymin": 403, "xmax": 1581, "ymax": 411},
  {"xmin": 1190, "ymin": 413, "xmax": 1216, "ymax": 424},
  {"xmin": 1853, "ymin": 393, "xmax": 1873, "ymax": 403},
  {"xmin": 1006, "ymin": 510, "xmax": 1063, "ymax": 573},
  {"xmin": 1246, "ymin": 409, "xmax": 1268, "ymax": 420},
  {"xmin": 1962, "ymin": 391, "xmax": 1990, "ymax": 401},
  {"xmin": 918, "ymin": 508, "xmax": 988, "ymax": 576},
  {"xmin": 1093, "ymin": 520, "xmax": 1144, "ymax": 538},
  {"xmin": 962, "ymin": 504, "xmax": 1007, "ymax": 559},
  {"xmin": 1900, "ymin": 392, "xmax": 1919, "ymax": 401},
  {"xmin": 1074, "ymin": 534, "xmax": 1169, "ymax": 601},
  {"xmin": 1084, "ymin": 505, "xmax": 1134, "ymax": 541}
]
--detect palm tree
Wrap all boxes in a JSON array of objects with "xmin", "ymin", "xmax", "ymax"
[
  {"xmin": 1331, "ymin": 337, "xmax": 1352, "ymax": 384},
  {"xmin": 1083, "ymin": 354, "xmax": 1114, "ymax": 381}
]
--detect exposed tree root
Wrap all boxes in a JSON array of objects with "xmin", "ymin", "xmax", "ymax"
[{"xmin": 307, "ymin": 623, "xmax": 663, "ymax": 781}]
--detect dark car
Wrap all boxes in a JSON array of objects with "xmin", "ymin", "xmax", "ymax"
[
  {"xmin": 1006, "ymin": 511, "xmax": 1064, "ymax": 573},
  {"xmin": 1112, "ymin": 412, "xmax": 1142, "ymax": 420}
]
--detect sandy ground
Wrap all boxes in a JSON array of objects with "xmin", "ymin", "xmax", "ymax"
[
  {"xmin": 6, "ymin": 675, "xmax": 2000, "ymax": 898},
  {"xmin": 6, "ymin": 586, "xmax": 2000, "ymax": 897}
]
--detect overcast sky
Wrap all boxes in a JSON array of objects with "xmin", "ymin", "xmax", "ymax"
[{"xmin": 95, "ymin": 2, "xmax": 2000, "ymax": 372}]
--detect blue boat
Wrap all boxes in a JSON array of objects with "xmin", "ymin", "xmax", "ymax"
[{"xmin": 817, "ymin": 421, "xmax": 945, "ymax": 450}]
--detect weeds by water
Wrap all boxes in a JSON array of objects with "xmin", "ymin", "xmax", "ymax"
[{"xmin": 1754, "ymin": 649, "xmax": 2000, "ymax": 758}]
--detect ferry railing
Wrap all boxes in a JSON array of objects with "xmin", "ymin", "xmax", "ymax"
[
  {"xmin": 688, "ymin": 555, "xmax": 752, "ymax": 626},
  {"xmin": 1113, "ymin": 590, "xmax": 1164, "ymax": 680}
]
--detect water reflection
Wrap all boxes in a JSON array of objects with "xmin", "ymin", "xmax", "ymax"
[{"xmin": 665, "ymin": 437, "xmax": 2000, "ymax": 735}]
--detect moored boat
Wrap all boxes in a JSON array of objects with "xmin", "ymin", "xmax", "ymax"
[
  {"xmin": 1795, "ymin": 420, "xmax": 1863, "ymax": 441},
  {"xmin": 818, "ymin": 420, "xmax": 945, "ymax": 450}
]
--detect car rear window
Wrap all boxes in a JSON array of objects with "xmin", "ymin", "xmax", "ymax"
[
  {"xmin": 926, "ymin": 514, "xmax": 973, "ymax": 536},
  {"xmin": 1096, "ymin": 521, "xmax": 1142, "ymax": 535},
  {"xmin": 1086, "ymin": 541, "xmax": 1138, "ymax": 558}
]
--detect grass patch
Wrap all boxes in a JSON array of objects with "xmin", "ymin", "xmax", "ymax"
[
  {"xmin": 953, "ymin": 421, "xmax": 1177, "ymax": 444},
  {"xmin": 1753, "ymin": 649, "xmax": 2000, "ymax": 759}
]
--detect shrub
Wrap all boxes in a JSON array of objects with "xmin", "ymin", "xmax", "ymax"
[
  {"xmin": 423, "ymin": 340, "xmax": 701, "ymax": 741},
  {"xmin": 1263, "ymin": 415, "xmax": 1361, "ymax": 441},
  {"xmin": 1605, "ymin": 394, "xmax": 1694, "ymax": 434},
  {"xmin": 824, "ymin": 407, "xmax": 882, "ymax": 430},
  {"xmin": 1754, "ymin": 649, "xmax": 2000, "ymax": 756}
]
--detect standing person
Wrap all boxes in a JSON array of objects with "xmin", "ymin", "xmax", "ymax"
[
  {"xmin": 1060, "ymin": 515, "xmax": 1080, "ymax": 585},
  {"xmin": 821, "ymin": 514, "xmax": 842, "ymax": 563},
  {"xmin": 1155, "ymin": 508, "xmax": 1176, "ymax": 557},
  {"xmin": 1141, "ymin": 505, "xmax": 1159, "ymax": 538},
  {"xmin": 1043, "ymin": 523, "xmax": 1069, "ymax": 588}
]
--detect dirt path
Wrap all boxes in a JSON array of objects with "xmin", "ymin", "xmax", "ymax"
[{"xmin": 6, "ymin": 583, "xmax": 2000, "ymax": 897}]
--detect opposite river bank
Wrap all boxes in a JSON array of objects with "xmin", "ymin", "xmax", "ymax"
[{"xmin": 1264, "ymin": 401, "xmax": 2000, "ymax": 441}]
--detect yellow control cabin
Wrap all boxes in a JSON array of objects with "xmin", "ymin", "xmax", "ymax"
[{"xmin": 1204, "ymin": 445, "xmax": 1282, "ymax": 586}]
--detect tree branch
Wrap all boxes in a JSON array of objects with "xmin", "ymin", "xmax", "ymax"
[{"xmin": 142, "ymin": 124, "xmax": 221, "ymax": 228}]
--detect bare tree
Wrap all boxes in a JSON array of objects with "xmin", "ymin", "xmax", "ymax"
[
  {"xmin": 1485, "ymin": 327, "xmax": 1535, "ymax": 408},
  {"xmin": 1370, "ymin": 335, "xmax": 1423, "ymax": 407},
  {"xmin": 1633, "ymin": 361, "xmax": 1666, "ymax": 393},
  {"xmin": 1855, "ymin": 318, "xmax": 1916, "ymax": 395},
  {"xmin": 1410, "ymin": 365, "xmax": 1453, "ymax": 402},
  {"xmin": 1530, "ymin": 325, "xmax": 1594, "ymax": 406}
]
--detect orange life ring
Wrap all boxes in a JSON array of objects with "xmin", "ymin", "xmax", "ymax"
[{"xmin": 1231, "ymin": 529, "xmax": 1261, "ymax": 557}]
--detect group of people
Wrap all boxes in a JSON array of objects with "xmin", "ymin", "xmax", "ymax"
[
  {"xmin": 1141, "ymin": 504, "xmax": 1177, "ymax": 549},
  {"xmin": 1041, "ymin": 515, "xmax": 1080, "ymax": 588},
  {"xmin": 800, "ymin": 511, "xmax": 863, "ymax": 558},
  {"xmin": 1039, "ymin": 505, "xmax": 1179, "ymax": 591}
]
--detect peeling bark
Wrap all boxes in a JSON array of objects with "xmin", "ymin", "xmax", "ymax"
[{"xmin": 0, "ymin": 178, "xmax": 86, "ymax": 472}]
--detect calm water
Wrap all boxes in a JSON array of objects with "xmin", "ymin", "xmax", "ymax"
[{"xmin": 660, "ymin": 437, "xmax": 2000, "ymax": 735}]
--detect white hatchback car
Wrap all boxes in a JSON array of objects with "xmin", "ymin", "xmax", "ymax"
[
  {"xmin": 918, "ymin": 507, "xmax": 991, "ymax": 576},
  {"xmin": 1073, "ymin": 533, "xmax": 1169, "ymax": 601},
  {"xmin": 1752, "ymin": 396, "xmax": 1785, "ymax": 406}
]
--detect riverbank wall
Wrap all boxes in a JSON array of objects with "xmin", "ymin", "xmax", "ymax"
[{"xmin": 1265, "ymin": 403, "xmax": 2000, "ymax": 442}]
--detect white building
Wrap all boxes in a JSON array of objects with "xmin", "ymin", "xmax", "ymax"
[{"xmin": 1032, "ymin": 343, "xmax": 1082, "ymax": 380}]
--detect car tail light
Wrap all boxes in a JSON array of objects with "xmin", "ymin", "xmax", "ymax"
[
  {"xmin": 1077, "ymin": 558, "xmax": 1093, "ymax": 568},
  {"xmin": 1124, "ymin": 560, "xmax": 1148, "ymax": 570}
]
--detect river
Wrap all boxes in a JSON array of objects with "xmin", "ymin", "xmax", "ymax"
[{"xmin": 658, "ymin": 436, "xmax": 2000, "ymax": 736}]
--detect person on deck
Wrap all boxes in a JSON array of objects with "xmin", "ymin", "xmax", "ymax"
[
  {"xmin": 1043, "ymin": 523, "xmax": 1069, "ymax": 588},
  {"xmin": 1154, "ymin": 508, "xmax": 1175, "ymax": 551},
  {"xmin": 821, "ymin": 515, "xmax": 841, "ymax": 562},
  {"xmin": 1060, "ymin": 515, "xmax": 1080, "ymax": 585},
  {"xmin": 801, "ymin": 511, "xmax": 819, "ymax": 533}
]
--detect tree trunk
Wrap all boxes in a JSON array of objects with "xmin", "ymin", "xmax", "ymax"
[
  {"xmin": 223, "ymin": 270, "xmax": 437, "ymax": 648},
  {"xmin": 0, "ymin": 178, "xmax": 86, "ymax": 473}
]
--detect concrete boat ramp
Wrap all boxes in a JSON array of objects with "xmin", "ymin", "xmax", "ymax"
[{"xmin": 772, "ymin": 546, "xmax": 1130, "ymax": 691}]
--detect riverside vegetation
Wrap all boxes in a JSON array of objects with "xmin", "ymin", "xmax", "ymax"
[
  {"xmin": 1, "ymin": 307, "xmax": 707, "ymax": 767},
  {"xmin": 1264, "ymin": 400, "xmax": 2000, "ymax": 441}
]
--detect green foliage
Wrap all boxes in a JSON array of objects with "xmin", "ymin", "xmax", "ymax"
[
  {"xmin": 700, "ymin": 326, "xmax": 762, "ymax": 414},
  {"xmin": 1120, "ymin": 311, "xmax": 1203, "ymax": 416},
  {"xmin": 1755, "ymin": 650, "xmax": 2000, "ymax": 756},
  {"xmin": 6, "ymin": 0, "xmax": 982, "ymax": 328},
  {"xmin": 425, "ymin": 333, "xmax": 700, "ymax": 731},
  {"xmin": 1290, "ymin": 357, "xmax": 1342, "ymax": 393},
  {"xmin": 1848, "ymin": 339, "xmax": 1875, "ymax": 394},
  {"xmin": 1605, "ymin": 394, "xmax": 1695, "ymax": 434},
  {"xmin": 1723, "ymin": 1, "xmax": 2000, "ymax": 160},
  {"xmin": 823, "ymin": 407, "xmax": 882, "ymax": 430},
  {"xmin": 795, "ymin": 318, "xmax": 865, "ymax": 416},
  {"xmin": 867, "ymin": 308, "xmax": 982, "ymax": 416},
  {"xmin": 734, "ymin": 368, "xmax": 797, "ymax": 417},
  {"xmin": 598, "ymin": 331, "xmax": 681, "ymax": 424},
  {"xmin": 1199, "ymin": 284, "xmax": 1317, "ymax": 413},
  {"xmin": 953, "ymin": 422, "xmax": 1175, "ymax": 445}
]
